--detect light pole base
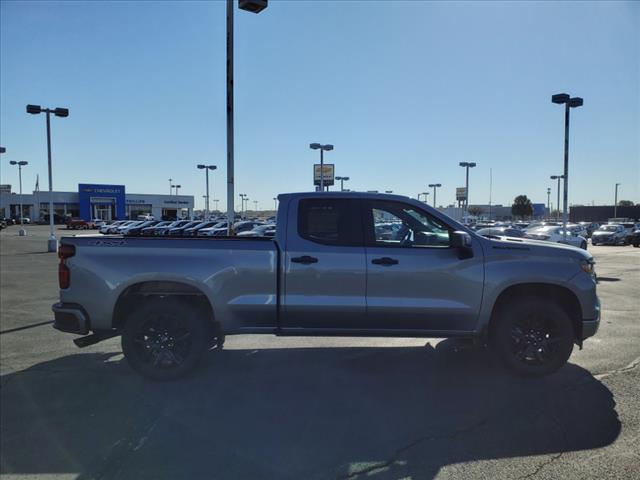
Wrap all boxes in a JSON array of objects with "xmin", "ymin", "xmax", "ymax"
[
  {"xmin": 47, "ymin": 238, "xmax": 58, "ymax": 252},
  {"xmin": 18, "ymin": 229, "xmax": 27, "ymax": 236}
]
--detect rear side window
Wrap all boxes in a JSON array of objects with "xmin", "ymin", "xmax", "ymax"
[{"xmin": 298, "ymin": 199, "xmax": 362, "ymax": 246}]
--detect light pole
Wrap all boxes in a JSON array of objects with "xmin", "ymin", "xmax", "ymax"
[
  {"xmin": 253, "ymin": 200, "xmax": 258, "ymax": 212},
  {"xmin": 546, "ymin": 187, "xmax": 551, "ymax": 219},
  {"xmin": 174, "ymin": 184, "xmax": 181, "ymax": 196},
  {"xmin": 239, "ymin": 193, "xmax": 247, "ymax": 218},
  {"xmin": 459, "ymin": 162, "xmax": 476, "ymax": 223},
  {"xmin": 227, "ymin": 0, "xmax": 269, "ymax": 235},
  {"xmin": 428, "ymin": 183, "xmax": 441, "ymax": 208},
  {"xmin": 26, "ymin": 104, "xmax": 69, "ymax": 252},
  {"xmin": 310, "ymin": 143, "xmax": 334, "ymax": 191},
  {"xmin": 9, "ymin": 161, "xmax": 28, "ymax": 235},
  {"xmin": 168, "ymin": 178, "xmax": 173, "ymax": 195},
  {"xmin": 213, "ymin": 199, "xmax": 219, "ymax": 212},
  {"xmin": 335, "ymin": 176, "xmax": 350, "ymax": 192},
  {"xmin": 197, "ymin": 164, "xmax": 217, "ymax": 219},
  {"xmin": 550, "ymin": 175, "xmax": 564, "ymax": 221},
  {"xmin": 273, "ymin": 197, "xmax": 277, "ymax": 211},
  {"xmin": 614, "ymin": 183, "xmax": 621, "ymax": 218},
  {"xmin": 551, "ymin": 93, "xmax": 583, "ymax": 241}
]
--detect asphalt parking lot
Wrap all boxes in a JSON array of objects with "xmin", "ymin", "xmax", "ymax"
[{"xmin": 1, "ymin": 225, "xmax": 638, "ymax": 480}]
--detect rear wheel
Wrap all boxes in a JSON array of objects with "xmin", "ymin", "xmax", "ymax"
[
  {"xmin": 491, "ymin": 297, "xmax": 574, "ymax": 377},
  {"xmin": 122, "ymin": 297, "xmax": 210, "ymax": 380}
]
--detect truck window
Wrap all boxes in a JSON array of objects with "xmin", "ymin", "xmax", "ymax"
[
  {"xmin": 298, "ymin": 198, "xmax": 363, "ymax": 246},
  {"xmin": 365, "ymin": 200, "xmax": 451, "ymax": 248}
]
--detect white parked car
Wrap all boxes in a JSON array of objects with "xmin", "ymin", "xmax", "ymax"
[
  {"xmin": 117, "ymin": 221, "xmax": 144, "ymax": 234},
  {"xmin": 525, "ymin": 226, "xmax": 588, "ymax": 250},
  {"xmin": 92, "ymin": 219, "xmax": 107, "ymax": 228}
]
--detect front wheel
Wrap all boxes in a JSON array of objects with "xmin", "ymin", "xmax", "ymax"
[
  {"xmin": 122, "ymin": 297, "xmax": 210, "ymax": 381},
  {"xmin": 491, "ymin": 297, "xmax": 574, "ymax": 377}
]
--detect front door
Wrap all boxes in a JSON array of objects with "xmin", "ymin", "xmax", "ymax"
[
  {"xmin": 282, "ymin": 197, "xmax": 367, "ymax": 330},
  {"xmin": 363, "ymin": 199, "xmax": 484, "ymax": 333}
]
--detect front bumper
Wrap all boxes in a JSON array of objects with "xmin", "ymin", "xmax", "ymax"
[
  {"xmin": 591, "ymin": 236, "xmax": 616, "ymax": 245},
  {"xmin": 581, "ymin": 298, "xmax": 600, "ymax": 340},
  {"xmin": 52, "ymin": 302, "xmax": 90, "ymax": 335}
]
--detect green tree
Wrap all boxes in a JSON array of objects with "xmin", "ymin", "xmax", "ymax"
[
  {"xmin": 511, "ymin": 195, "xmax": 533, "ymax": 219},
  {"xmin": 618, "ymin": 200, "xmax": 634, "ymax": 207}
]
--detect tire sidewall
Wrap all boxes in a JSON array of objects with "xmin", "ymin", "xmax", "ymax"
[
  {"xmin": 491, "ymin": 297, "xmax": 574, "ymax": 377},
  {"xmin": 122, "ymin": 297, "xmax": 209, "ymax": 381}
]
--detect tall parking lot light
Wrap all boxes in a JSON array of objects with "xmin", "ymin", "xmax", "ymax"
[
  {"xmin": 310, "ymin": 143, "xmax": 333, "ymax": 191},
  {"xmin": 174, "ymin": 185, "xmax": 181, "ymax": 196},
  {"xmin": 253, "ymin": 200, "xmax": 258, "ymax": 211},
  {"xmin": 614, "ymin": 183, "xmax": 621, "ymax": 218},
  {"xmin": 428, "ymin": 183, "xmax": 442, "ymax": 208},
  {"xmin": 26, "ymin": 104, "xmax": 69, "ymax": 252},
  {"xmin": 168, "ymin": 178, "xmax": 173, "ymax": 195},
  {"xmin": 239, "ymin": 193, "xmax": 247, "ymax": 218},
  {"xmin": 335, "ymin": 176, "xmax": 350, "ymax": 191},
  {"xmin": 214, "ymin": 199, "xmax": 220, "ymax": 212},
  {"xmin": 547, "ymin": 187, "xmax": 551, "ymax": 218},
  {"xmin": 9, "ymin": 161, "xmax": 28, "ymax": 235},
  {"xmin": 273, "ymin": 197, "xmax": 277, "ymax": 211},
  {"xmin": 0, "ymin": 147, "xmax": 6, "ymax": 154},
  {"xmin": 227, "ymin": 0, "xmax": 269, "ymax": 235},
  {"xmin": 197, "ymin": 164, "xmax": 217, "ymax": 219},
  {"xmin": 551, "ymin": 93, "xmax": 583, "ymax": 241},
  {"xmin": 550, "ymin": 175, "xmax": 564, "ymax": 221},
  {"xmin": 459, "ymin": 162, "xmax": 476, "ymax": 223}
]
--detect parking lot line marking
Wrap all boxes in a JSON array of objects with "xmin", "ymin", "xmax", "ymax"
[{"xmin": 0, "ymin": 320, "xmax": 54, "ymax": 335}]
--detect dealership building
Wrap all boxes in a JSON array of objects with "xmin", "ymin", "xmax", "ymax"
[{"xmin": 0, "ymin": 183, "xmax": 194, "ymax": 222}]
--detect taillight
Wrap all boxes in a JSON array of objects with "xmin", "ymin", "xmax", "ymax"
[{"xmin": 58, "ymin": 244, "xmax": 75, "ymax": 289}]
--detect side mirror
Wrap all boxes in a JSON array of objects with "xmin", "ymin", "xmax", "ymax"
[{"xmin": 451, "ymin": 231, "xmax": 473, "ymax": 259}]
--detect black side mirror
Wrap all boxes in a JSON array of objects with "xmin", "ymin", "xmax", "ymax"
[{"xmin": 451, "ymin": 231, "xmax": 474, "ymax": 259}]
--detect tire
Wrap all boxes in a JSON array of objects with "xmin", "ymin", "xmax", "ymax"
[
  {"xmin": 121, "ymin": 297, "xmax": 210, "ymax": 381},
  {"xmin": 490, "ymin": 297, "xmax": 574, "ymax": 377},
  {"xmin": 580, "ymin": 241, "xmax": 587, "ymax": 250}
]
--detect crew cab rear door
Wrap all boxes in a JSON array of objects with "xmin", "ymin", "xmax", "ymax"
[{"xmin": 281, "ymin": 197, "xmax": 366, "ymax": 329}]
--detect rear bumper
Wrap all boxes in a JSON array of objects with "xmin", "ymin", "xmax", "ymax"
[{"xmin": 52, "ymin": 302, "xmax": 90, "ymax": 335}]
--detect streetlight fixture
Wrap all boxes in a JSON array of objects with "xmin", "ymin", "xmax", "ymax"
[
  {"xmin": 614, "ymin": 183, "xmax": 621, "ymax": 218},
  {"xmin": 273, "ymin": 197, "xmax": 277, "ymax": 211},
  {"xmin": 226, "ymin": 0, "xmax": 269, "ymax": 235},
  {"xmin": 310, "ymin": 143, "xmax": 334, "ymax": 191},
  {"xmin": 253, "ymin": 200, "xmax": 258, "ymax": 211},
  {"xmin": 458, "ymin": 162, "xmax": 476, "ymax": 223},
  {"xmin": 9, "ymin": 160, "xmax": 28, "ymax": 235},
  {"xmin": 168, "ymin": 178, "xmax": 173, "ymax": 195},
  {"xmin": 174, "ymin": 184, "xmax": 181, "ymax": 196},
  {"xmin": 0, "ymin": 147, "xmax": 5, "ymax": 154},
  {"xmin": 26, "ymin": 104, "xmax": 69, "ymax": 252},
  {"xmin": 550, "ymin": 175, "xmax": 564, "ymax": 221},
  {"xmin": 385, "ymin": 190, "xmax": 393, "ymax": 194},
  {"xmin": 213, "ymin": 199, "xmax": 220, "ymax": 212},
  {"xmin": 335, "ymin": 175, "xmax": 350, "ymax": 192},
  {"xmin": 551, "ymin": 92, "xmax": 583, "ymax": 240},
  {"xmin": 428, "ymin": 183, "xmax": 442, "ymax": 208},
  {"xmin": 197, "ymin": 164, "xmax": 217, "ymax": 219},
  {"xmin": 546, "ymin": 187, "xmax": 551, "ymax": 219}
]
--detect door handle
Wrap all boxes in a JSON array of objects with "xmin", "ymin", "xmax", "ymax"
[
  {"xmin": 371, "ymin": 257, "xmax": 399, "ymax": 266},
  {"xmin": 291, "ymin": 255, "xmax": 318, "ymax": 265}
]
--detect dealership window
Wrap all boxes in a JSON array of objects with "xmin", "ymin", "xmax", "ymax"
[{"xmin": 127, "ymin": 204, "xmax": 152, "ymax": 219}]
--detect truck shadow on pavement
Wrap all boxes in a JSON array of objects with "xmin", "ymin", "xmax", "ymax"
[{"xmin": 0, "ymin": 341, "xmax": 620, "ymax": 480}]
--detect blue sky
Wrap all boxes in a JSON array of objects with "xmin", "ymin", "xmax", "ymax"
[{"xmin": 1, "ymin": 0, "xmax": 638, "ymax": 211}]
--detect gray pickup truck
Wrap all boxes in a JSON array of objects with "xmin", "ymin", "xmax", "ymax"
[{"xmin": 52, "ymin": 192, "xmax": 600, "ymax": 380}]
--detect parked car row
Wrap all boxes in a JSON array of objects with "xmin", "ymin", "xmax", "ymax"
[{"xmin": 97, "ymin": 218, "xmax": 277, "ymax": 237}]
